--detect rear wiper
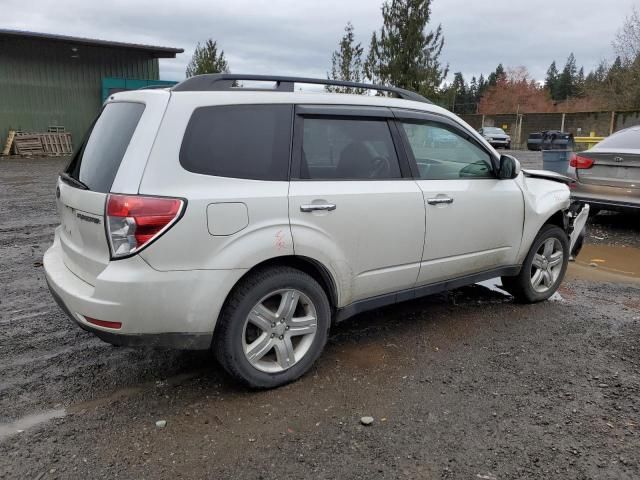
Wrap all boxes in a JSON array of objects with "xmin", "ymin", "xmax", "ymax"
[{"xmin": 60, "ymin": 172, "xmax": 89, "ymax": 190}]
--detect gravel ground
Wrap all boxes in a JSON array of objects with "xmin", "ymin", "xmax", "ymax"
[{"xmin": 1, "ymin": 153, "xmax": 639, "ymax": 479}]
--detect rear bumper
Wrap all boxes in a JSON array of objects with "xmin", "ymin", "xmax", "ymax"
[
  {"xmin": 46, "ymin": 279, "xmax": 211, "ymax": 349},
  {"xmin": 43, "ymin": 232, "xmax": 246, "ymax": 350},
  {"xmin": 570, "ymin": 194, "xmax": 640, "ymax": 211},
  {"xmin": 570, "ymin": 181, "xmax": 640, "ymax": 211}
]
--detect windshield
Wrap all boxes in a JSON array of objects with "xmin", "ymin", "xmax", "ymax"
[
  {"xmin": 483, "ymin": 127, "xmax": 506, "ymax": 135},
  {"xmin": 66, "ymin": 102, "xmax": 145, "ymax": 192}
]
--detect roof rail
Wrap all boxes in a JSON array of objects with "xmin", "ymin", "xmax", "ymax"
[{"xmin": 172, "ymin": 74, "xmax": 431, "ymax": 104}]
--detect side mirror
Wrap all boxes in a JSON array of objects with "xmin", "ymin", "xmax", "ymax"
[{"xmin": 498, "ymin": 154, "xmax": 521, "ymax": 179}]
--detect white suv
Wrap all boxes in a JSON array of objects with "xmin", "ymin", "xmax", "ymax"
[{"xmin": 44, "ymin": 74, "xmax": 589, "ymax": 388}]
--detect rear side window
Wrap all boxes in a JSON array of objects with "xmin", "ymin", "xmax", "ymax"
[
  {"xmin": 300, "ymin": 117, "xmax": 401, "ymax": 179},
  {"xmin": 180, "ymin": 104, "xmax": 293, "ymax": 180},
  {"xmin": 67, "ymin": 102, "xmax": 145, "ymax": 192}
]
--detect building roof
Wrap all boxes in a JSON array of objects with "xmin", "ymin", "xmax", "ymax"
[{"xmin": 0, "ymin": 29, "xmax": 183, "ymax": 58}]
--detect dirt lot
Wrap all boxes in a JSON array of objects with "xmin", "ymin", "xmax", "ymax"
[{"xmin": 1, "ymin": 153, "xmax": 639, "ymax": 479}]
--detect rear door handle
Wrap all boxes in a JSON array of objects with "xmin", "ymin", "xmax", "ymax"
[
  {"xmin": 300, "ymin": 203, "xmax": 337, "ymax": 212},
  {"xmin": 427, "ymin": 197, "xmax": 454, "ymax": 205}
]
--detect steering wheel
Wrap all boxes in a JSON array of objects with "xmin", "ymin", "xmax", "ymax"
[
  {"xmin": 459, "ymin": 161, "xmax": 490, "ymax": 178},
  {"xmin": 369, "ymin": 156, "xmax": 392, "ymax": 178}
]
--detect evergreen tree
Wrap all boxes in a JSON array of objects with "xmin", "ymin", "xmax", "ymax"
[
  {"xmin": 185, "ymin": 40, "xmax": 229, "ymax": 77},
  {"xmin": 468, "ymin": 76, "xmax": 479, "ymax": 110},
  {"xmin": 545, "ymin": 61, "xmax": 560, "ymax": 100},
  {"xmin": 450, "ymin": 72, "xmax": 466, "ymax": 112},
  {"xmin": 575, "ymin": 66, "xmax": 585, "ymax": 97},
  {"xmin": 487, "ymin": 64, "xmax": 505, "ymax": 86},
  {"xmin": 327, "ymin": 22, "xmax": 365, "ymax": 93},
  {"xmin": 556, "ymin": 53, "xmax": 578, "ymax": 100},
  {"xmin": 477, "ymin": 73, "xmax": 488, "ymax": 98},
  {"xmin": 364, "ymin": 0, "xmax": 448, "ymax": 99},
  {"xmin": 364, "ymin": 32, "xmax": 381, "ymax": 85}
]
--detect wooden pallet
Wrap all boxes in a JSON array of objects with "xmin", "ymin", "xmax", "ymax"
[
  {"xmin": 11, "ymin": 132, "xmax": 73, "ymax": 156},
  {"xmin": 41, "ymin": 133, "xmax": 73, "ymax": 155},
  {"xmin": 2, "ymin": 130, "xmax": 15, "ymax": 155},
  {"xmin": 13, "ymin": 134, "xmax": 45, "ymax": 155}
]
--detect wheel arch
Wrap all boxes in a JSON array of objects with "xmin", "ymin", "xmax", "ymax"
[
  {"xmin": 517, "ymin": 207, "xmax": 570, "ymax": 264},
  {"xmin": 543, "ymin": 209, "xmax": 567, "ymax": 230},
  {"xmin": 216, "ymin": 255, "xmax": 339, "ymax": 328}
]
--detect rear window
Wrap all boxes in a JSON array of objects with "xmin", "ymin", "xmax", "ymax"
[
  {"xmin": 66, "ymin": 102, "xmax": 145, "ymax": 192},
  {"xmin": 179, "ymin": 104, "xmax": 293, "ymax": 181},
  {"xmin": 597, "ymin": 127, "xmax": 640, "ymax": 150}
]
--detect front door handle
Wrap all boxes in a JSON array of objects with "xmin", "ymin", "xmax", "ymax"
[
  {"xmin": 427, "ymin": 196, "xmax": 454, "ymax": 205},
  {"xmin": 300, "ymin": 203, "xmax": 337, "ymax": 212}
]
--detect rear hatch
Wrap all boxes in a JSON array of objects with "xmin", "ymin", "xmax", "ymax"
[
  {"xmin": 57, "ymin": 101, "xmax": 146, "ymax": 285},
  {"xmin": 575, "ymin": 151, "xmax": 640, "ymax": 190}
]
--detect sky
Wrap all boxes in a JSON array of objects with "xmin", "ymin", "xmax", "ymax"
[{"xmin": 2, "ymin": 0, "xmax": 637, "ymax": 85}]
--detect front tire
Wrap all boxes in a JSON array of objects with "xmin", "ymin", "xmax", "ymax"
[
  {"xmin": 501, "ymin": 225, "xmax": 569, "ymax": 303},
  {"xmin": 214, "ymin": 266, "xmax": 331, "ymax": 388}
]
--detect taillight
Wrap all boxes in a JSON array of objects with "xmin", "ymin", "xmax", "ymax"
[
  {"xmin": 106, "ymin": 194, "xmax": 184, "ymax": 258},
  {"xmin": 570, "ymin": 154, "xmax": 594, "ymax": 169}
]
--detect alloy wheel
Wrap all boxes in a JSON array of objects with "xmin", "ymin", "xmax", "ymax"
[
  {"xmin": 530, "ymin": 238, "xmax": 564, "ymax": 293},
  {"xmin": 242, "ymin": 289, "xmax": 318, "ymax": 373}
]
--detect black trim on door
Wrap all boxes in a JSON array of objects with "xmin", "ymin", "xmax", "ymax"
[
  {"xmin": 335, "ymin": 265, "xmax": 521, "ymax": 323},
  {"xmin": 291, "ymin": 104, "xmax": 415, "ymax": 181}
]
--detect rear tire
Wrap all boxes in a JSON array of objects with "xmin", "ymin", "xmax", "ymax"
[
  {"xmin": 213, "ymin": 266, "xmax": 331, "ymax": 388},
  {"xmin": 501, "ymin": 225, "xmax": 569, "ymax": 303}
]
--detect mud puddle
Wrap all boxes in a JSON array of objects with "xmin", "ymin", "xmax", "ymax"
[
  {"xmin": 0, "ymin": 409, "xmax": 66, "ymax": 442},
  {"xmin": 570, "ymin": 244, "xmax": 640, "ymax": 282}
]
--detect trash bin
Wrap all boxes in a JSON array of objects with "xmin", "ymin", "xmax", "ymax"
[
  {"xmin": 542, "ymin": 149, "xmax": 573, "ymax": 174},
  {"xmin": 541, "ymin": 131, "xmax": 574, "ymax": 174}
]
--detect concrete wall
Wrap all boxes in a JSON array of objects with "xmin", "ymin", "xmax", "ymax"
[{"xmin": 460, "ymin": 111, "xmax": 640, "ymax": 148}]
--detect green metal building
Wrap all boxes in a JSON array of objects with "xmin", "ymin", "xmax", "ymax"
[{"xmin": 0, "ymin": 29, "xmax": 183, "ymax": 148}]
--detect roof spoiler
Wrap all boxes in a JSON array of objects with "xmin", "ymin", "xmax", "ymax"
[{"xmin": 172, "ymin": 74, "xmax": 431, "ymax": 104}]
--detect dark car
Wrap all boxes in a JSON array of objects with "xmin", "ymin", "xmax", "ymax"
[
  {"xmin": 527, "ymin": 132, "xmax": 543, "ymax": 151},
  {"xmin": 478, "ymin": 127, "xmax": 511, "ymax": 149},
  {"xmin": 528, "ymin": 131, "xmax": 574, "ymax": 151}
]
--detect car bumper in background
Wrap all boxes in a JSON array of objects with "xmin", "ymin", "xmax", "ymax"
[
  {"xmin": 570, "ymin": 181, "xmax": 640, "ymax": 211},
  {"xmin": 43, "ymin": 231, "xmax": 246, "ymax": 350}
]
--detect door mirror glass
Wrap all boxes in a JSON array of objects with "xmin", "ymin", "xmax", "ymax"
[{"xmin": 498, "ymin": 154, "xmax": 521, "ymax": 179}]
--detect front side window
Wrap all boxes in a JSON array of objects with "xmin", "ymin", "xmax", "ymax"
[
  {"xmin": 401, "ymin": 122, "xmax": 494, "ymax": 180},
  {"xmin": 300, "ymin": 117, "xmax": 402, "ymax": 180},
  {"xmin": 180, "ymin": 104, "xmax": 292, "ymax": 180}
]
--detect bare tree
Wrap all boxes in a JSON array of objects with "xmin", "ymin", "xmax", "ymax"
[{"xmin": 613, "ymin": 6, "xmax": 640, "ymax": 64}]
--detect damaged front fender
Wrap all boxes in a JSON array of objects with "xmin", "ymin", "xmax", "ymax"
[{"xmin": 566, "ymin": 202, "xmax": 590, "ymax": 257}]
